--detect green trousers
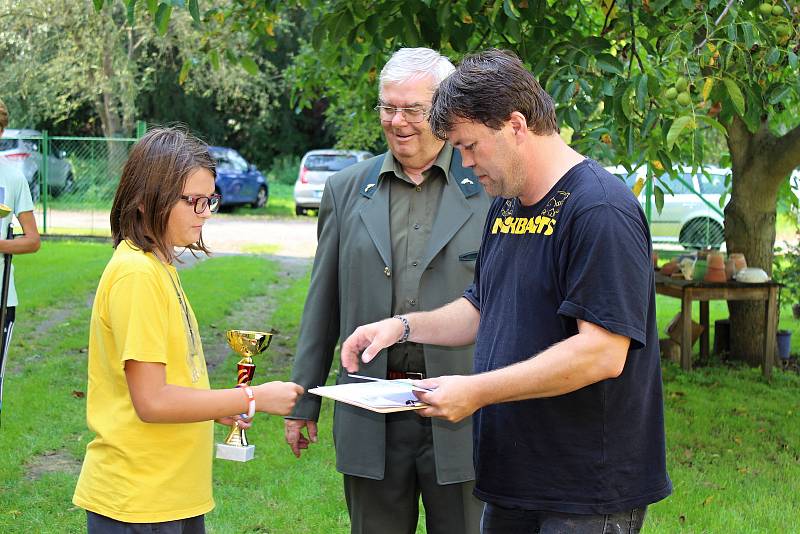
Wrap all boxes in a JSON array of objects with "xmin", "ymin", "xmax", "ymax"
[{"xmin": 343, "ymin": 411, "xmax": 482, "ymax": 534}]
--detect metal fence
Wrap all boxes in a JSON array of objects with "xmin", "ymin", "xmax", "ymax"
[
  {"xmin": 0, "ymin": 126, "xmax": 145, "ymax": 235},
  {"xmin": 2, "ymin": 123, "xmax": 732, "ymax": 250}
]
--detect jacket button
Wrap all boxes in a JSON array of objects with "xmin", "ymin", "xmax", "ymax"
[
  {"xmin": 384, "ymin": 266, "xmax": 391, "ymax": 277},
  {"xmin": 411, "ymin": 261, "xmax": 418, "ymax": 267}
]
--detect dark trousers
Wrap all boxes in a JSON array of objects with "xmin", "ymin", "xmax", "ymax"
[
  {"xmin": 344, "ymin": 411, "xmax": 482, "ymax": 534},
  {"xmin": 86, "ymin": 511, "xmax": 205, "ymax": 534},
  {"xmin": 0, "ymin": 307, "xmax": 15, "ymax": 412},
  {"xmin": 480, "ymin": 503, "xmax": 647, "ymax": 534}
]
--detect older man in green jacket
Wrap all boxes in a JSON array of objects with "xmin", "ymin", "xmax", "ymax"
[{"xmin": 284, "ymin": 48, "xmax": 491, "ymax": 534}]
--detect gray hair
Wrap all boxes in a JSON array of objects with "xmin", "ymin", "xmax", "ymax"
[{"xmin": 379, "ymin": 48, "xmax": 455, "ymax": 98}]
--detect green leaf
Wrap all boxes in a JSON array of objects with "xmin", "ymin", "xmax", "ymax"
[
  {"xmin": 178, "ymin": 60, "xmax": 191, "ymax": 85},
  {"xmin": 125, "ymin": 0, "xmax": 136, "ymax": 25},
  {"xmin": 595, "ymin": 53, "xmax": 623, "ymax": 75},
  {"xmin": 155, "ymin": 3, "xmax": 173, "ymax": 36},
  {"xmin": 696, "ymin": 115, "xmax": 727, "ymax": 137},
  {"xmin": 789, "ymin": 50, "xmax": 798, "ymax": 69},
  {"xmin": 741, "ymin": 22, "xmax": 755, "ymax": 50},
  {"xmin": 209, "ymin": 49, "xmax": 220, "ymax": 71},
  {"xmin": 765, "ymin": 47, "xmax": 781, "ymax": 66},
  {"xmin": 767, "ymin": 84, "xmax": 793, "ymax": 105},
  {"xmin": 503, "ymin": 0, "xmax": 521, "ymax": 19},
  {"xmin": 667, "ymin": 116, "xmax": 694, "ymax": 150},
  {"xmin": 92, "ymin": 0, "xmax": 104, "ymax": 11},
  {"xmin": 240, "ymin": 56, "xmax": 259, "ymax": 75},
  {"xmin": 654, "ymin": 185, "xmax": 664, "ymax": 214},
  {"xmin": 636, "ymin": 74, "xmax": 648, "ymax": 111},
  {"xmin": 146, "ymin": 0, "xmax": 157, "ymax": 15},
  {"xmin": 723, "ymin": 78, "xmax": 745, "ymax": 116},
  {"xmin": 188, "ymin": 0, "xmax": 200, "ymax": 23},
  {"xmin": 621, "ymin": 83, "xmax": 636, "ymax": 121}
]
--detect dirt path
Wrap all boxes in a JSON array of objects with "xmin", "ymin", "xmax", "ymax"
[
  {"xmin": 37, "ymin": 209, "xmax": 320, "ymax": 257},
  {"xmin": 200, "ymin": 255, "xmax": 310, "ymax": 373}
]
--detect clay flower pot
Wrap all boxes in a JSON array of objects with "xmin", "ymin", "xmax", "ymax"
[
  {"xmin": 707, "ymin": 252, "xmax": 725, "ymax": 271},
  {"xmin": 704, "ymin": 266, "xmax": 727, "ymax": 283},
  {"xmin": 729, "ymin": 252, "xmax": 747, "ymax": 274}
]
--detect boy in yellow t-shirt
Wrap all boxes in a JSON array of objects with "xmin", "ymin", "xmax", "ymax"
[{"xmin": 73, "ymin": 127, "xmax": 303, "ymax": 533}]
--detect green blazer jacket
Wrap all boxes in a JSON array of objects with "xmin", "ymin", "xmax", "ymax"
[{"xmin": 290, "ymin": 147, "xmax": 491, "ymax": 484}]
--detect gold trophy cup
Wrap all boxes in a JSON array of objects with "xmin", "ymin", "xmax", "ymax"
[{"xmin": 215, "ymin": 329, "xmax": 273, "ymax": 462}]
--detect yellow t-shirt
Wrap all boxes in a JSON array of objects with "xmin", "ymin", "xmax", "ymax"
[{"xmin": 73, "ymin": 241, "xmax": 214, "ymax": 522}]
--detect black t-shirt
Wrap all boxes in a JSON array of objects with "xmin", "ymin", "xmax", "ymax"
[{"xmin": 464, "ymin": 159, "xmax": 671, "ymax": 514}]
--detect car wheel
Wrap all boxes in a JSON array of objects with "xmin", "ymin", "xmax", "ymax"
[
  {"xmin": 295, "ymin": 205, "xmax": 306, "ymax": 216},
  {"xmin": 251, "ymin": 185, "xmax": 268, "ymax": 208},
  {"xmin": 679, "ymin": 218, "xmax": 725, "ymax": 249},
  {"xmin": 52, "ymin": 172, "xmax": 75, "ymax": 197},
  {"xmin": 29, "ymin": 172, "xmax": 41, "ymax": 203}
]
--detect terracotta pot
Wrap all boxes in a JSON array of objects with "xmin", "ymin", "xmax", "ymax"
[
  {"xmin": 704, "ymin": 267, "xmax": 727, "ymax": 283},
  {"xmin": 661, "ymin": 261, "xmax": 678, "ymax": 276},
  {"xmin": 707, "ymin": 252, "xmax": 725, "ymax": 270},
  {"xmin": 729, "ymin": 252, "xmax": 747, "ymax": 274},
  {"xmin": 725, "ymin": 259, "xmax": 736, "ymax": 280}
]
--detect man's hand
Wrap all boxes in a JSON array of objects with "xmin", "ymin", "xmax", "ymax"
[
  {"xmin": 340, "ymin": 318, "xmax": 404, "ymax": 372},
  {"xmin": 413, "ymin": 375, "xmax": 483, "ymax": 423},
  {"xmin": 284, "ymin": 418, "xmax": 318, "ymax": 458}
]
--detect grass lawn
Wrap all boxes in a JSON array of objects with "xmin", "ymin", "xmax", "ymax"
[{"xmin": 0, "ymin": 241, "xmax": 798, "ymax": 532}]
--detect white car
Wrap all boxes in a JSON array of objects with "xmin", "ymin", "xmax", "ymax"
[
  {"xmin": 0, "ymin": 129, "xmax": 75, "ymax": 202},
  {"xmin": 606, "ymin": 164, "xmax": 729, "ymax": 249},
  {"xmin": 293, "ymin": 149, "xmax": 373, "ymax": 215}
]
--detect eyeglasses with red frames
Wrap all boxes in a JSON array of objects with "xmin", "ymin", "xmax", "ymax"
[{"xmin": 180, "ymin": 194, "xmax": 222, "ymax": 214}]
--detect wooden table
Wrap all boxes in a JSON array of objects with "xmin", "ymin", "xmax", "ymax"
[{"xmin": 654, "ymin": 273, "xmax": 781, "ymax": 378}]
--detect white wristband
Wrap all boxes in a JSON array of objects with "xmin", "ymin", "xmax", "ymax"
[{"xmin": 237, "ymin": 385, "xmax": 256, "ymax": 419}]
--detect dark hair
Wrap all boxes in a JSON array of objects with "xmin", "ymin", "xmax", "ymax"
[
  {"xmin": 429, "ymin": 49, "xmax": 558, "ymax": 139},
  {"xmin": 110, "ymin": 126, "xmax": 216, "ymax": 261}
]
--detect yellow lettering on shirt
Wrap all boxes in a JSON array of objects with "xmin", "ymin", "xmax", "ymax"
[{"xmin": 491, "ymin": 216, "xmax": 558, "ymax": 235}]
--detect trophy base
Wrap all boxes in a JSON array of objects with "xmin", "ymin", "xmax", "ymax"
[{"xmin": 216, "ymin": 443, "xmax": 255, "ymax": 462}]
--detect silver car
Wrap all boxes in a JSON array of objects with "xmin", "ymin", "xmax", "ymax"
[
  {"xmin": 0, "ymin": 129, "xmax": 74, "ymax": 202},
  {"xmin": 293, "ymin": 149, "xmax": 373, "ymax": 215},
  {"xmin": 607, "ymin": 165, "xmax": 729, "ymax": 249}
]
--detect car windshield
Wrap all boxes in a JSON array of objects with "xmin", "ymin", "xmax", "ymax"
[
  {"xmin": 698, "ymin": 173, "xmax": 728, "ymax": 194},
  {"xmin": 210, "ymin": 149, "xmax": 248, "ymax": 172},
  {"xmin": 0, "ymin": 139, "xmax": 17, "ymax": 151},
  {"xmin": 658, "ymin": 173, "xmax": 693, "ymax": 194},
  {"xmin": 305, "ymin": 154, "xmax": 358, "ymax": 172}
]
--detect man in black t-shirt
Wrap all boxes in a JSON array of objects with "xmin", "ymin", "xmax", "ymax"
[{"xmin": 340, "ymin": 49, "xmax": 671, "ymax": 533}]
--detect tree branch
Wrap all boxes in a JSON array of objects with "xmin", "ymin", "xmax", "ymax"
[
  {"xmin": 763, "ymin": 122, "xmax": 800, "ymax": 180},
  {"xmin": 693, "ymin": 0, "xmax": 735, "ymax": 53}
]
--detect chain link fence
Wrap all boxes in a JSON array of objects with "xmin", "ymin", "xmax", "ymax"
[{"xmin": 0, "ymin": 128, "xmax": 142, "ymax": 235}]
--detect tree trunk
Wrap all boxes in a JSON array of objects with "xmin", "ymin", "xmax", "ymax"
[{"xmin": 725, "ymin": 116, "xmax": 800, "ymax": 366}]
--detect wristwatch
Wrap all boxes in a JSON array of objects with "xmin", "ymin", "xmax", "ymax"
[{"xmin": 392, "ymin": 315, "xmax": 410, "ymax": 344}]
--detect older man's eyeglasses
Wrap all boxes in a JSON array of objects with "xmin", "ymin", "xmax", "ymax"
[
  {"xmin": 180, "ymin": 194, "xmax": 222, "ymax": 214},
  {"xmin": 374, "ymin": 104, "xmax": 428, "ymax": 123}
]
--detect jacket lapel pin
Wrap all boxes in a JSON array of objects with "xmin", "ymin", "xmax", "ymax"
[{"xmin": 364, "ymin": 183, "xmax": 375, "ymax": 193}]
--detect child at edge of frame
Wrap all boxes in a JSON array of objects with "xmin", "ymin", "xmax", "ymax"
[{"xmin": 72, "ymin": 126, "xmax": 304, "ymax": 534}]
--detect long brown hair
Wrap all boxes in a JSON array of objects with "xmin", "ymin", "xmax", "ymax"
[{"xmin": 110, "ymin": 127, "xmax": 216, "ymax": 261}]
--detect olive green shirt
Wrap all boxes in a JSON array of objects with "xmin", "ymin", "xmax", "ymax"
[{"xmin": 385, "ymin": 144, "xmax": 452, "ymax": 374}]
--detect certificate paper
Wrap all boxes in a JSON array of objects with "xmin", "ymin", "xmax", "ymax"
[{"xmin": 309, "ymin": 380, "xmax": 429, "ymax": 413}]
